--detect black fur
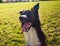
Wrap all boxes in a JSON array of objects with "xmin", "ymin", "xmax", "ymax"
[
  {"xmin": 31, "ymin": 3, "xmax": 46, "ymax": 46},
  {"xmin": 19, "ymin": 3, "xmax": 46, "ymax": 46}
]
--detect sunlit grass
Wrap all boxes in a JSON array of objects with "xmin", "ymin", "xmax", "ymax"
[{"xmin": 0, "ymin": 1, "xmax": 60, "ymax": 46}]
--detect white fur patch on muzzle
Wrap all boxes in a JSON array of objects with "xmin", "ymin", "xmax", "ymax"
[{"xmin": 20, "ymin": 15, "xmax": 27, "ymax": 18}]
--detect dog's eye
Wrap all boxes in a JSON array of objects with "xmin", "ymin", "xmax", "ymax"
[{"xmin": 20, "ymin": 15, "xmax": 27, "ymax": 18}]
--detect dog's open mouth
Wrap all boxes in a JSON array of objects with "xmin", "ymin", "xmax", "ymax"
[{"xmin": 21, "ymin": 22, "xmax": 31, "ymax": 34}]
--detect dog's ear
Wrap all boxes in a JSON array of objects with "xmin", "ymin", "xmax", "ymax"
[
  {"xmin": 19, "ymin": 10, "xmax": 25, "ymax": 14},
  {"xmin": 19, "ymin": 11, "xmax": 22, "ymax": 14},
  {"xmin": 31, "ymin": 3, "xmax": 39, "ymax": 12}
]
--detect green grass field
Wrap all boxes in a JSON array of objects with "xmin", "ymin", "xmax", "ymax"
[{"xmin": 0, "ymin": 1, "xmax": 60, "ymax": 46}]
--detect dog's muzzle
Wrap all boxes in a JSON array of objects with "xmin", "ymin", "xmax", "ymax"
[
  {"xmin": 20, "ymin": 15, "xmax": 32, "ymax": 34},
  {"xmin": 21, "ymin": 22, "xmax": 31, "ymax": 34}
]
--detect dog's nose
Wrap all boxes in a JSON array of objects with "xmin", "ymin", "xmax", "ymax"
[{"xmin": 20, "ymin": 17, "xmax": 27, "ymax": 23}]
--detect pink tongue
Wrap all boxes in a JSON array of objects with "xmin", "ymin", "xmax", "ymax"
[{"xmin": 21, "ymin": 22, "xmax": 31, "ymax": 34}]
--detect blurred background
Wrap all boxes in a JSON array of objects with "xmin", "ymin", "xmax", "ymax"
[
  {"xmin": 0, "ymin": 0, "xmax": 60, "ymax": 2},
  {"xmin": 0, "ymin": 0, "xmax": 60, "ymax": 46}
]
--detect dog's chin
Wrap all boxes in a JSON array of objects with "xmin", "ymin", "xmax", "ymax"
[{"xmin": 22, "ymin": 22, "xmax": 31, "ymax": 33}]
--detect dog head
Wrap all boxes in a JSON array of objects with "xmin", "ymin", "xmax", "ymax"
[{"xmin": 19, "ymin": 3, "xmax": 39, "ymax": 33}]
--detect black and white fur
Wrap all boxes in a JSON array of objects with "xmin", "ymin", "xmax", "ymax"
[{"xmin": 19, "ymin": 3, "xmax": 46, "ymax": 46}]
